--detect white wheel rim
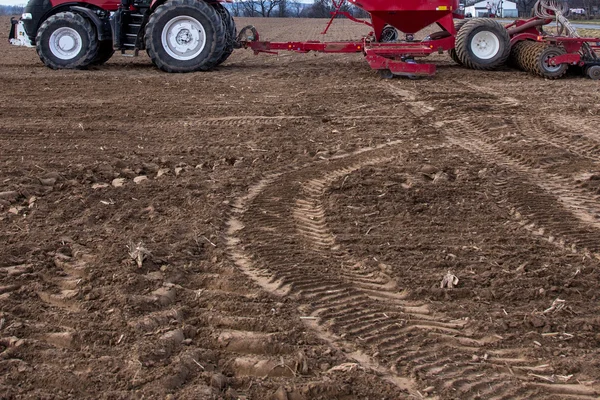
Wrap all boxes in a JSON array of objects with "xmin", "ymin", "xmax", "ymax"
[
  {"xmin": 161, "ymin": 16, "xmax": 206, "ymax": 61},
  {"xmin": 470, "ymin": 31, "xmax": 500, "ymax": 60},
  {"xmin": 49, "ymin": 27, "xmax": 82, "ymax": 60},
  {"xmin": 542, "ymin": 51, "xmax": 562, "ymax": 72}
]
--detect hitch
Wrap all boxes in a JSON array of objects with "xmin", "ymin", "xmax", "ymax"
[
  {"xmin": 235, "ymin": 25, "xmax": 260, "ymax": 49},
  {"xmin": 9, "ymin": 18, "xmax": 33, "ymax": 47}
]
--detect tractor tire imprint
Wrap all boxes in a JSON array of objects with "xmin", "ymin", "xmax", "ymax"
[
  {"xmin": 371, "ymin": 80, "xmax": 600, "ymax": 399},
  {"xmin": 224, "ymin": 129, "xmax": 600, "ymax": 398}
]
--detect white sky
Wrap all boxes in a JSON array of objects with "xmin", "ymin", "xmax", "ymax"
[{"xmin": 1, "ymin": 0, "xmax": 27, "ymax": 5}]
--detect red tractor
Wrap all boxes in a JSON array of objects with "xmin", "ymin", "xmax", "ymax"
[
  {"xmin": 8, "ymin": 0, "xmax": 600, "ymax": 79},
  {"xmin": 10, "ymin": 0, "xmax": 236, "ymax": 72}
]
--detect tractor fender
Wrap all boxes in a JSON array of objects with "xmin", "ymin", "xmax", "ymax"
[
  {"xmin": 149, "ymin": 0, "xmax": 222, "ymax": 11},
  {"xmin": 70, "ymin": 5, "xmax": 111, "ymax": 41}
]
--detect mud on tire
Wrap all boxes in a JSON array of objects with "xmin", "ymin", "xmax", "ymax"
[
  {"xmin": 455, "ymin": 18, "xmax": 511, "ymax": 70},
  {"xmin": 145, "ymin": 0, "xmax": 226, "ymax": 73},
  {"xmin": 35, "ymin": 11, "xmax": 99, "ymax": 70}
]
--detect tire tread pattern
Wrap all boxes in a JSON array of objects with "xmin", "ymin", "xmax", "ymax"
[
  {"xmin": 211, "ymin": 2, "xmax": 236, "ymax": 66},
  {"xmin": 514, "ymin": 42, "xmax": 568, "ymax": 79},
  {"xmin": 449, "ymin": 20, "xmax": 469, "ymax": 65},
  {"xmin": 35, "ymin": 11, "xmax": 98, "ymax": 70},
  {"xmin": 455, "ymin": 18, "xmax": 511, "ymax": 70}
]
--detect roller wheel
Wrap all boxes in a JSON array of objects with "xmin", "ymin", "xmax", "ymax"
[
  {"xmin": 455, "ymin": 18, "xmax": 511, "ymax": 70},
  {"xmin": 145, "ymin": 0, "xmax": 226, "ymax": 73},
  {"xmin": 586, "ymin": 65, "xmax": 600, "ymax": 80},
  {"xmin": 509, "ymin": 40, "xmax": 534, "ymax": 70},
  {"xmin": 35, "ymin": 11, "xmax": 98, "ymax": 69},
  {"xmin": 449, "ymin": 20, "xmax": 469, "ymax": 65},
  {"xmin": 211, "ymin": 2, "xmax": 236, "ymax": 65},
  {"xmin": 92, "ymin": 40, "xmax": 114, "ymax": 65},
  {"xmin": 522, "ymin": 43, "xmax": 568, "ymax": 79}
]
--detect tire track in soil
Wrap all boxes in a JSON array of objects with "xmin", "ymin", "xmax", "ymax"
[
  {"xmin": 223, "ymin": 138, "xmax": 597, "ymax": 398},
  {"xmin": 520, "ymin": 115, "xmax": 600, "ymax": 161},
  {"xmin": 442, "ymin": 118, "xmax": 600, "ymax": 257},
  {"xmin": 224, "ymin": 142, "xmax": 429, "ymax": 395},
  {"xmin": 75, "ymin": 172, "xmax": 317, "ymax": 395},
  {"xmin": 387, "ymin": 79, "xmax": 600, "ymax": 259},
  {"xmin": 181, "ymin": 114, "xmax": 411, "ymax": 128},
  {"xmin": 375, "ymin": 80, "xmax": 600, "ymax": 399},
  {"xmin": 0, "ymin": 162, "xmax": 321, "ymax": 397}
]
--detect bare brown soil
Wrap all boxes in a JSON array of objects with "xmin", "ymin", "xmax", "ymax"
[{"xmin": 1, "ymin": 16, "xmax": 600, "ymax": 400}]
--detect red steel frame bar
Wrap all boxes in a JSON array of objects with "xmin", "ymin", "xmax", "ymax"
[
  {"xmin": 243, "ymin": 34, "xmax": 456, "ymax": 76},
  {"xmin": 241, "ymin": 3, "xmax": 599, "ymax": 77}
]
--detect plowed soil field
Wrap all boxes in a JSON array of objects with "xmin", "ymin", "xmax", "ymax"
[{"xmin": 1, "ymin": 16, "xmax": 600, "ymax": 400}]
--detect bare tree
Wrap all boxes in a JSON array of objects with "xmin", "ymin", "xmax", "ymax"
[
  {"xmin": 230, "ymin": 1, "xmax": 243, "ymax": 17},
  {"xmin": 581, "ymin": 0, "xmax": 600, "ymax": 17},
  {"xmin": 277, "ymin": 0, "xmax": 288, "ymax": 17},
  {"xmin": 289, "ymin": 0, "xmax": 304, "ymax": 17},
  {"xmin": 0, "ymin": 5, "xmax": 24, "ymax": 16},
  {"xmin": 235, "ymin": 0, "xmax": 286, "ymax": 17}
]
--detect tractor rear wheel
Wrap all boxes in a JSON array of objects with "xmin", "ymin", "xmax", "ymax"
[
  {"xmin": 35, "ymin": 11, "xmax": 98, "ymax": 69},
  {"xmin": 523, "ymin": 43, "xmax": 568, "ymax": 79},
  {"xmin": 455, "ymin": 18, "xmax": 510, "ymax": 70},
  {"xmin": 449, "ymin": 20, "xmax": 469, "ymax": 65},
  {"xmin": 92, "ymin": 40, "xmax": 114, "ymax": 65},
  {"xmin": 211, "ymin": 3, "xmax": 236, "ymax": 66},
  {"xmin": 145, "ymin": 0, "xmax": 226, "ymax": 72}
]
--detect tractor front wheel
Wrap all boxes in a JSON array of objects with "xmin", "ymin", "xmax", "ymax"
[
  {"xmin": 455, "ymin": 18, "xmax": 510, "ymax": 70},
  {"xmin": 35, "ymin": 11, "xmax": 99, "ymax": 69},
  {"xmin": 145, "ymin": 0, "xmax": 226, "ymax": 73}
]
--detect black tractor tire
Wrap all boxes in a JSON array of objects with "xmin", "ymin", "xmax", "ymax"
[
  {"xmin": 211, "ymin": 2, "xmax": 236, "ymax": 66},
  {"xmin": 522, "ymin": 43, "xmax": 568, "ymax": 79},
  {"xmin": 35, "ymin": 11, "xmax": 99, "ymax": 69},
  {"xmin": 448, "ymin": 20, "xmax": 469, "ymax": 65},
  {"xmin": 587, "ymin": 65, "xmax": 600, "ymax": 80},
  {"xmin": 92, "ymin": 40, "xmax": 114, "ymax": 65},
  {"xmin": 145, "ymin": 0, "xmax": 226, "ymax": 73},
  {"xmin": 455, "ymin": 18, "xmax": 511, "ymax": 70}
]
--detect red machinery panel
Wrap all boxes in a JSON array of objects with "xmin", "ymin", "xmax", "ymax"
[{"xmin": 350, "ymin": 0, "xmax": 459, "ymax": 34}]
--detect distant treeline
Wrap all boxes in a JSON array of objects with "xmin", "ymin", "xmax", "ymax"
[
  {"xmin": 0, "ymin": 5, "xmax": 24, "ymax": 16},
  {"xmin": 227, "ymin": 0, "xmax": 369, "ymax": 18}
]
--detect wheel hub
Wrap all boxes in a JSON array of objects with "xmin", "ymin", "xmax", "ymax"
[
  {"xmin": 176, "ymin": 29, "xmax": 192, "ymax": 44},
  {"xmin": 161, "ymin": 16, "xmax": 206, "ymax": 61},
  {"xmin": 471, "ymin": 31, "xmax": 500, "ymax": 60},
  {"xmin": 49, "ymin": 27, "xmax": 82, "ymax": 60},
  {"xmin": 542, "ymin": 52, "xmax": 562, "ymax": 73}
]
